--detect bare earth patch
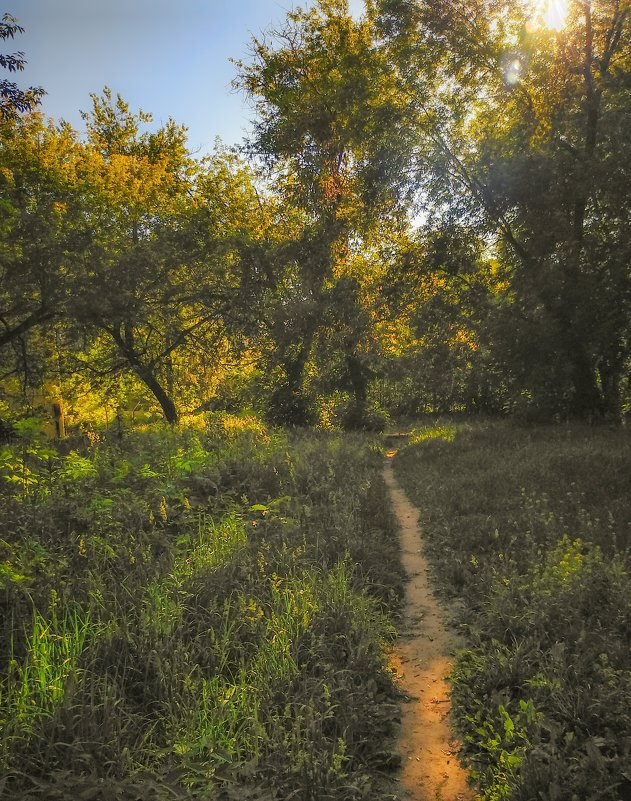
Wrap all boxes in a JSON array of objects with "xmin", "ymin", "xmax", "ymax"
[{"xmin": 384, "ymin": 454, "xmax": 478, "ymax": 801}]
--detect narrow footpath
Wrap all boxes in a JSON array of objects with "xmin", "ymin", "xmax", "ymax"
[{"xmin": 383, "ymin": 453, "xmax": 478, "ymax": 801}]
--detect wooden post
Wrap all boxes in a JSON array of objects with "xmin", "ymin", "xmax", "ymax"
[{"xmin": 51, "ymin": 400, "xmax": 65, "ymax": 439}]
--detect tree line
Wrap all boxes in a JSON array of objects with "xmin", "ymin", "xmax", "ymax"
[{"xmin": 1, "ymin": 1, "xmax": 630, "ymax": 429}]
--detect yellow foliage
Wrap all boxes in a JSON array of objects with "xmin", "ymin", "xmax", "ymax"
[{"xmin": 452, "ymin": 329, "xmax": 479, "ymax": 351}]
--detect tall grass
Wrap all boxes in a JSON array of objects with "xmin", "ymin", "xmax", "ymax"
[
  {"xmin": 394, "ymin": 419, "xmax": 631, "ymax": 801},
  {"xmin": 0, "ymin": 417, "xmax": 403, "ymax": 800},
  {"xmin": 1, "ymin": 606, "xmax": 96, "ymax": 735}
]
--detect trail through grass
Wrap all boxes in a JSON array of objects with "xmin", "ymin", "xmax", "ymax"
[
  {"xmin": 383, "ymin": 453, "xmax": 477, "ymax": 801},
  {"xmin": 394, "ymin": 420, "xmax": 631, "ymax": 801}
]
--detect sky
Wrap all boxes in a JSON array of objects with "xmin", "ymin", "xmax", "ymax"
[{"xmin": 11, "ymin": 0, "xmax": 365, "ymax": 155}]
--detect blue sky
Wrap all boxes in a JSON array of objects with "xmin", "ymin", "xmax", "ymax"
[{"xmin": 12, "ymin": 0, "xmax": 365, "ymax": 154}]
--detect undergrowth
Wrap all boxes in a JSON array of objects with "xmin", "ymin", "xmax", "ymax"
[
  {"xmin": 394, "ymin": 419, "xmax": 631, "ymax": 801},
  {"xmin": 0, "ymin": 414, "xmax": 403, "ymax": 800}
]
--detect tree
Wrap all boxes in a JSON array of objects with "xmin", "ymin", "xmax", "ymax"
[
  {"xmin": 69, "ymin": 90, "xmax": 274, "ymax": 424},
  {"xmin": 235, "ymin": 0, "xmax": 414, "ymax": 425},
  {"xmin": 0, "ymin": 112, "xmax": 88, "ymax": 403},
  {"xmin": 371, "ymin": 0, "xmax": 631, "ymax": 419},
  {"xmin": 363, "ymin": 222, "xmax": 502, "ymax": 416},
  {"xmin": 0, "ymin": 14, "xmax": 44, "ymax": 119}
]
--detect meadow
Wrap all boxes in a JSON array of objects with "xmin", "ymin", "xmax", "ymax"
[
  {"xmin": 3, "ymin": 414, "xmax": 630, "ymax": 801},
  {"xmin": 394, "ymin": 420, "xmax": 631, "ymax": 801},
  {"xmin": 0, "ymin": 416, "xmax": 404, "ymax": 801}
]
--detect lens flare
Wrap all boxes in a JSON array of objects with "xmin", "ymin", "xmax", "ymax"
[
  {"xmin": 500, "ymin": 49, "xmax": 527, "ymax": 87},
  {"xmin": 504, "ymin": 57, "xmax": 523, "ymax": 86}
]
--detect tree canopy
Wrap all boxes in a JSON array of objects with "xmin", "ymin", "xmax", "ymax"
[{"xmin": 1, "ymin": 2, "xmax": 630, "ymax": 428}]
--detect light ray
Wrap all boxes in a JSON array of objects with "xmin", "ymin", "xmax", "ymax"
[{"xmin": 537, "ymin": 0, "xmax": 569, "ymax": 31}]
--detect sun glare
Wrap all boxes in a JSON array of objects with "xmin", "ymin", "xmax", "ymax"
[{"xmin": 537, "ymin": 0, "xmax": 569, "ymax": 31}]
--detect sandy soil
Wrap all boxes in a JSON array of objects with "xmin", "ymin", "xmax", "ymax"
[{"xmin": 383, "ymin": 454, "xmax": 478, "ymax": 801}]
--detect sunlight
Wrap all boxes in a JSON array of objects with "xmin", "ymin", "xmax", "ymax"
[{"xmin": 536, "ymin": 0, "xmax": 569, "ymax": 31}]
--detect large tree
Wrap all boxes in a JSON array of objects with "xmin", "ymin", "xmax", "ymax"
[
  {"xmin": 371, "ymin": 0, "xmax": 631, "ymax": 419},
  {"xmin": 235, "ymin": 0, "xmax": 415, "ymax": 425},
  {"xmin": 69, "ymin": 90, "xmax": 276, "ymax": 424}
]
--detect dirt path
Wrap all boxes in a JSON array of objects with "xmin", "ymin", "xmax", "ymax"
[{"xmin": 383, "ymin": 454, "xmax": 477, "ymax": 801}]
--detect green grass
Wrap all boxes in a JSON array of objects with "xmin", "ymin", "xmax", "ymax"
[
  {"xmin": 0, "ymin": 416, "xmax": 404, "ymax": 801},
  {"xmin": 394, "ymin": 419, "xmax": 631, "ymax": 801},
  {"xmin": 1, "ymin": 606, "xmax": 97, "ymax": 734}
]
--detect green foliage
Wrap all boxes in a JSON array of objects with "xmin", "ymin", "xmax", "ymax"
[
  {"xmin": 0, "ymin": 423, "xmax": 58, "ymax": 498},
  {"xmin": 408, "ymin": 422, "xmax": 457, "ymax": 445},
  {"xmin": 2, "ymin": 0, "xmax": 630, "ymax": 428},
  {"xmin": 0, "ymin": 92, "xmax": 279, "ymax": 426},
  {"xmin": 369, "ymin": 0, "xmax": 631, "ymax": 420},
  {"xmin": 1, "ymin": 0, "xmax": 630, "ymax": 789},
  {"xmin": 395, "ymin": 420, "xmax": 631, "ymax": 800}
]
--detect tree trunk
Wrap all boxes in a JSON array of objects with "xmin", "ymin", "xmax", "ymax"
[
  {"xmin": 569, "ymin": 345, "xmax": 602, "ymax": 420},
  {"xmin": 271, "ymin": 339, "xmax": 314, "ymax": 426},
  {"xmin": 134, "ymin": 364, "xmax": 179, "ymax": 425},
  {"xmin": 109, "ymin": 327, "xmax": 179, "ymax": 425},
  {"xmin": 345, "ymin": 352, "xmax": 370, "ymax": 428},
  {"xmin": 599, "ymin": 355, "xmax": 624, "ymax": 423}
]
